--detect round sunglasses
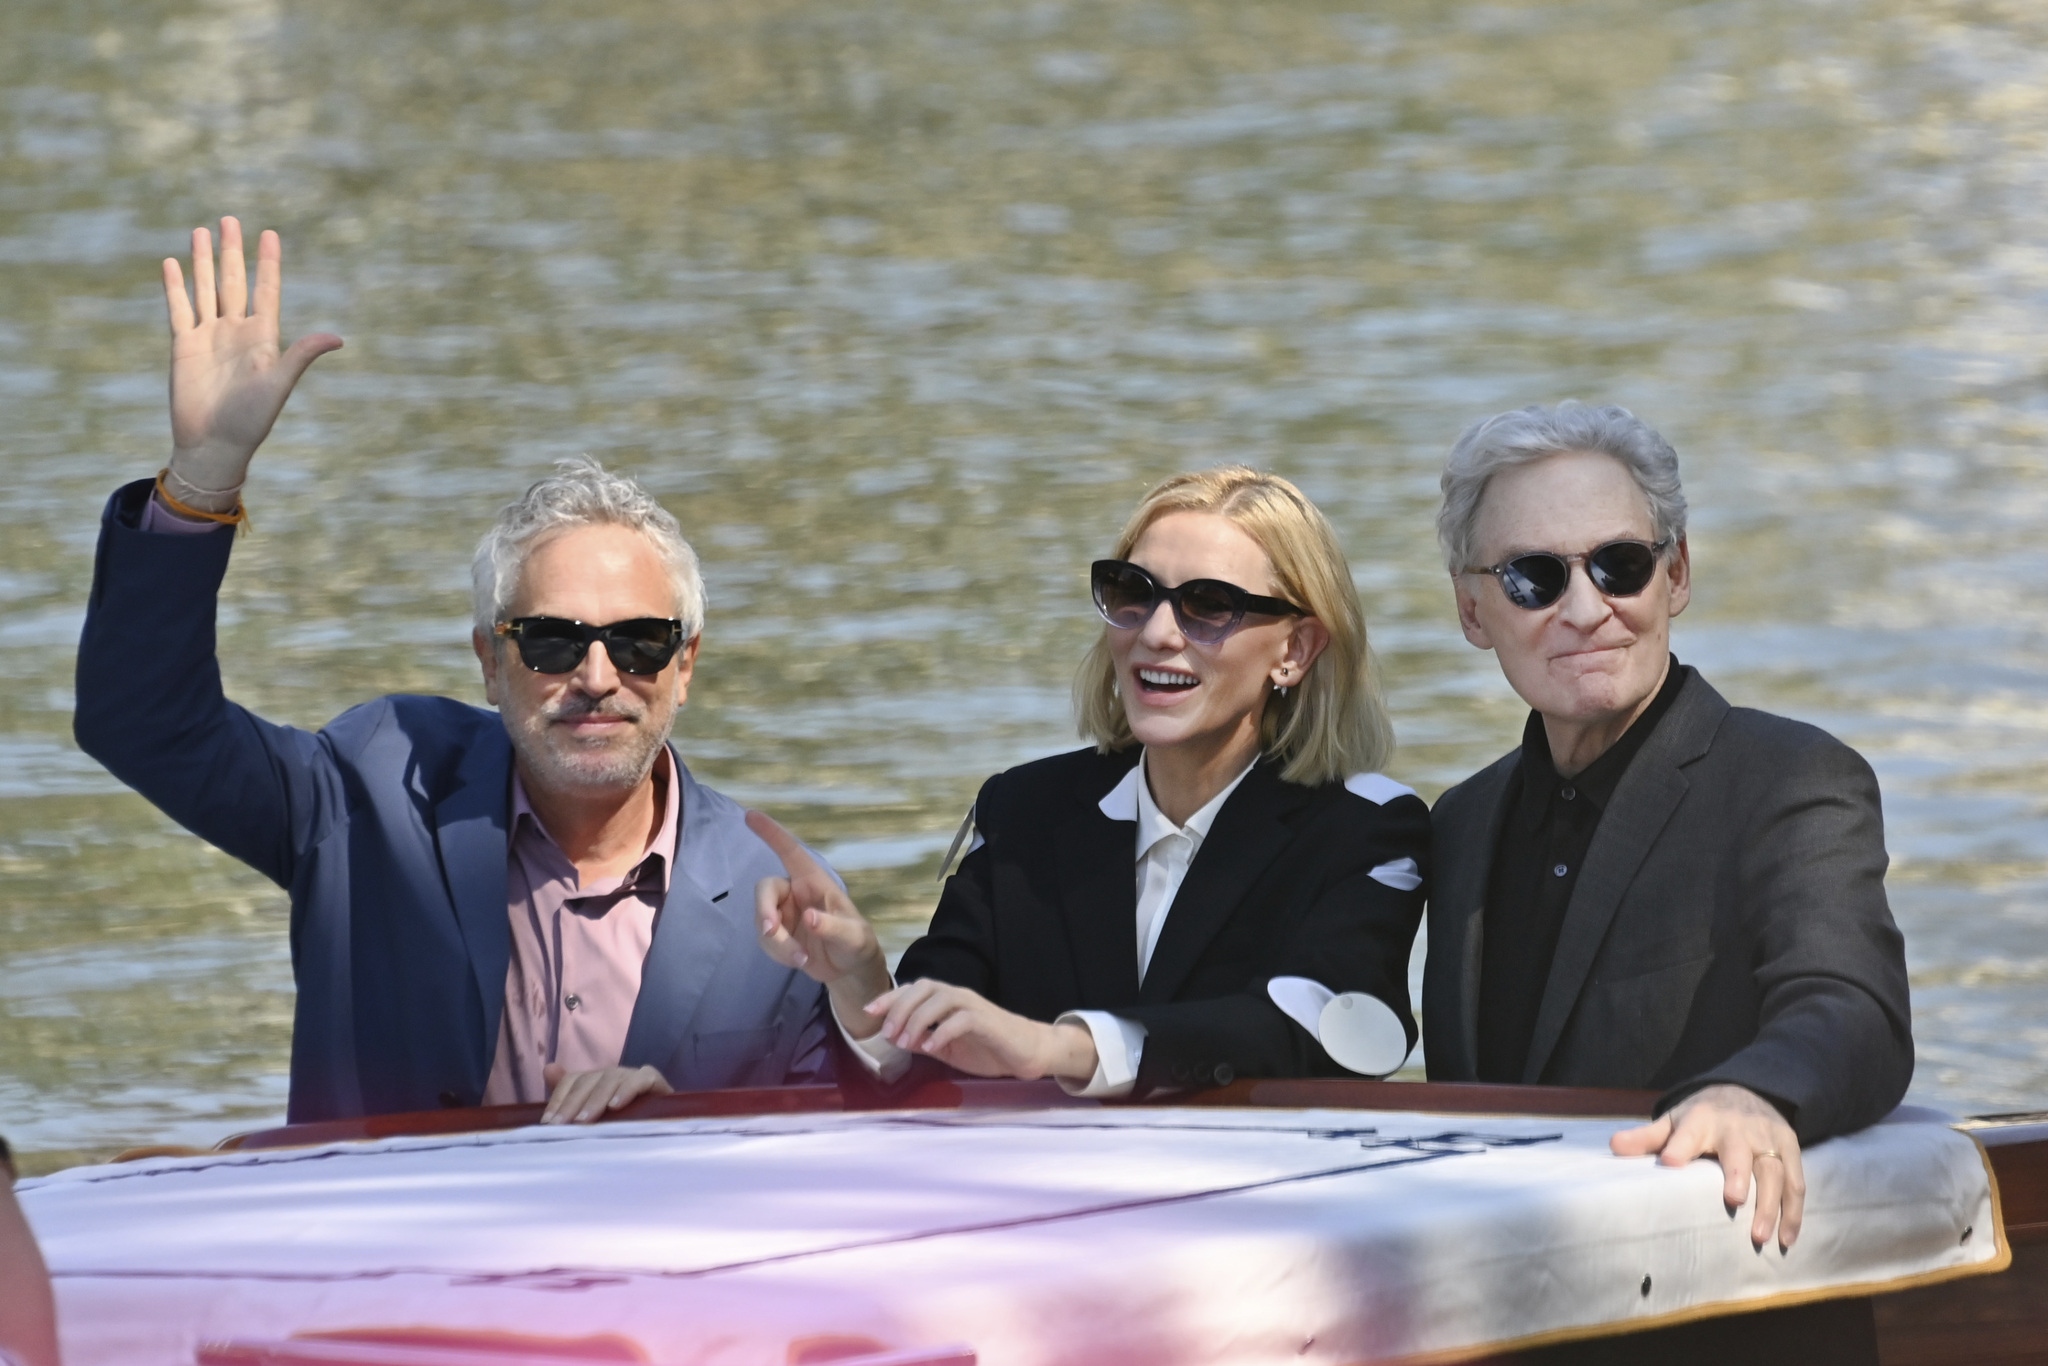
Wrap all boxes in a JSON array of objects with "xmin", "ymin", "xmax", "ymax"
[
  {"xmin": 1465, "ymin": 538, "xmax": 1671, "ymax": 611},
  {"xmin": 494, "ymin": 616, "xmax": 688, "ymax": 675},
  {"xmin": 1091, "ymin": 559, "xmax": 1306, "ymax": 644}
]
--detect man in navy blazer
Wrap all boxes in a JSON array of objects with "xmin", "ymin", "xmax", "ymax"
[{"xmin": 72, "ymin": 218, "xmax": 833, "ymax": 1124}]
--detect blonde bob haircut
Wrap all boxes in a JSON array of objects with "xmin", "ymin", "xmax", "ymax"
[{"xmin": 1073, "ymin": 466, "xmax": 1394, "ymax": 786}]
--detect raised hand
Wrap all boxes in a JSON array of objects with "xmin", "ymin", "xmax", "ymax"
[
  {"xmin": 1611, "ymin": 1083, "xmax": 1806, "ymax": 1250},
  {"xmin": 162, "ymin": 217, "xmax": 342, "ymax": 509},
  {"xmin": 746, "ymin": 810, "xmax": 895, "ymax": 1033}
]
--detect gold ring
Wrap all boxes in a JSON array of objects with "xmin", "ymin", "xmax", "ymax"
[{"xmin": 1756, "ymin": 1149, "xmax": 1782, "ymax": 1162}]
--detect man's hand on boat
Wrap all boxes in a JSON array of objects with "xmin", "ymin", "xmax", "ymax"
[
  {"xmin": 1611, "ymin": 1083, "xmax": 1806, "ymax": 1251},
  {"xmin": 159, "ymin": 217, "xmax": 342, "ymax": 515},
  {"xmin": 748, "ymin": 810, "xmax": 1102, "ymax": 1086},
  {"xmin": 538, "ymin": 1063, "xmax": 674, "ymax": 1125}
]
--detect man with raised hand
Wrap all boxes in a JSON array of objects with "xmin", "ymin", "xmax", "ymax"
[{"xmin": 73, "ymin": 218, "xmax": 835, "ymax": 1124}]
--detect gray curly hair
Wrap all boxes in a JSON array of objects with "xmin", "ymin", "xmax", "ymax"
[
  {"xmin": 1436, "ymin": 401, "xmax": 1688, "ymax": 573},
  {"xmin": 471, "ymin": 457, "xmax": 705, "ymax": 637}
]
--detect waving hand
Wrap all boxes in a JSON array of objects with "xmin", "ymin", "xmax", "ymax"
[{"xmin": 162, "ymin": 217, "xmax": 342, "ymax": 508}]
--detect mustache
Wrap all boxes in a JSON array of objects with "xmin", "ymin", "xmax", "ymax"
[{"xmin": 542, "ymin": 693, "xmax": 646, "ymax": 723}]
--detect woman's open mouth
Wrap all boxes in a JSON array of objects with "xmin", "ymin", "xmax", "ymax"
[{"xmin": 1135, "ymin": 666, "xmax": 1199, "ymax": 697}]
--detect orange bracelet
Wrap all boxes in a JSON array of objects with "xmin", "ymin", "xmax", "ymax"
[{"xmin": 154, "ymin": 469, "xmax": 250, "ymax": 533}]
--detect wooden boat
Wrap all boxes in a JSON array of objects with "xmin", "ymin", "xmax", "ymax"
[{"xmin": 24, "ymin": 1078, "xmax": 2048, "ymax": 1366}]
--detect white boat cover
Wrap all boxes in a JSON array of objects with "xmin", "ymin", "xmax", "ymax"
[{"xmin": 21, "ymin": 1106, "xmax": 2005, "ymax": 1366}]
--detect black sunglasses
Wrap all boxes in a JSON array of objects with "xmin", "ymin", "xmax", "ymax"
[
  {"xmin": 1466, "ymin": 539, "xmax": 1671, "ymax": 611},
  {"xmin": 1091, "ymin": 559, "xmax": 1306, "ymax": 645},
  {"xmin": 494, "ymin": 617, "xmax": 689, "ymax": 675}
]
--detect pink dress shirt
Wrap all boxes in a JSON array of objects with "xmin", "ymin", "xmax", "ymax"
[
  {"xmin": 140, "ymin": 497, "xmax": 222, "ymax": 536},
  {"xmin": 482, "ymin": 749, "xmax": 681, "ymax": 1104}
]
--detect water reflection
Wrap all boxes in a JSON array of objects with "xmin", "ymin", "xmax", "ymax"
[{"xmin": 5, "ymin": 0, "xmax": 2048, "ymax": 1169}]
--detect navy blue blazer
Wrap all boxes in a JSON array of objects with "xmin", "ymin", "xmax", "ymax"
[{"xmin": 74, "ymin": 480, "xmax": 832, "ymax": 1123}]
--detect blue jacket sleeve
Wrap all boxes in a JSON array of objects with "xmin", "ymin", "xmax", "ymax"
[{"xmin": 73, "ymin": 480, "xmax": 345, "ymax": 890}]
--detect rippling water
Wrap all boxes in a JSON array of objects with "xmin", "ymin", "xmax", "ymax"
[{"xmin": 5, "ymin": 0, "xmax": 2048, "ymax": 1171}]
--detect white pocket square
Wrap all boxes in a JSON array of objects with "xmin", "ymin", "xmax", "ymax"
[{"xmin": 1368, "ymin": 856, "xmax": 1422, "ymax": 891}]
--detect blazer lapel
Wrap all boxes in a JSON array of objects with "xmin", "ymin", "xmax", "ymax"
[
  {"xmin": 1428, "ymin": 753, "xmax": 1517, "ymax": 1081},
  {"xmin": 621, "ymin": 751, "xmax": 746, "ymax": 1069},
  {"xmin": 1056, "ymin": 762, "xmax": 1145, "ymax": 1008},
  {"xmin": 1139, "ymin": 761, "xmax": 1304, "ymax": 1005},
  {"xmin": 1520, "ymin": 674, "xmax": 1729, "ymax": 1083},
  {"xmin": 431, "ymin": 726, "xmax": 514, "ymax": 1080}
]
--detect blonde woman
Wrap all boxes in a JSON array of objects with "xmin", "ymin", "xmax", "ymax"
[{"xmin": 753, "ymin": 467, "xmax": 1428, "ymax": 1097}]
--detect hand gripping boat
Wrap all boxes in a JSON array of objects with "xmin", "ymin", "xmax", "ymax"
[{"xmin": 17, "ymin": 1079, "xmax": 2047, "ymax": 1366}]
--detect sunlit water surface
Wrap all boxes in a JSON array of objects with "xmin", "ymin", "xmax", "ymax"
[{"xmin": 5, "ymin": 0, "xmax": 2048, "ymax": 1171}]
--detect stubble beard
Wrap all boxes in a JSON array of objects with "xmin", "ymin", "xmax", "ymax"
[{"xmin": 506, "ymin": 689, "xmax": 677, "ymax": 796}]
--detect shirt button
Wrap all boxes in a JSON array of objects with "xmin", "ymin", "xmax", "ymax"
[
  {"xmin": 565, "ymin": 993, "xmax": 582, "ymax": 1011},
  {"xmin": 1553, "ymin": 864, "xmax": 1568, "ymax": 877},
  {"xmin": 1560, "ymin": 786, "xmax": 1576, "ymax": 801}
]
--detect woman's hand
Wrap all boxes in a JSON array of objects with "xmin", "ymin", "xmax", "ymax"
[
  {"xmin": 162, "ymin": 217, "xmax": 342, "ymax": 509},
  {"xmin": 747, "ymin": 811, "xmax": 895, "ymax": 1034},
  {"xmin": 867, "ymin": 979, "xmax": 1098, "ymax": 1083}
]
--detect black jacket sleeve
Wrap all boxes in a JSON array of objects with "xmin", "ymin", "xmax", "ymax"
[{"xmin": 1662, "ymin": 736, "xmax": 1913, "ymax": 1144}]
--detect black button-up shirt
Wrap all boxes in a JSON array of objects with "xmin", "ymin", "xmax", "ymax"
[{"xmin": 1476, "ymin": 658, "xmax": 1692, "ymax": 1083}]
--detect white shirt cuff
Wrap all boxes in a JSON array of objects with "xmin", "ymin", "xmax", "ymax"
[
  {"xmin": 833, "ymin": 997, "xmax": 913, "ymax": 1082},
  {"xmin": 1056, "ymin": 1009, "xmax": 1147, "ymax": 1099}
]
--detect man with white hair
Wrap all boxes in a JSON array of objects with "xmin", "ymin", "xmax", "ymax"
[
  {"xmin": 1425, "ymin": 401, "xmax": 1912, "ymax": 1363},
  {"xmin": 73, "ymin": 218, "xmax": 834, "ymax": 1124}
]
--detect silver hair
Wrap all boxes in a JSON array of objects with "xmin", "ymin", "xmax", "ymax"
[
  {"xmin": 1436, "ymin": 400, "xmax": 1688, "ymax": 573},
  {"xmin": 471, "ymin": 457, "xmax": 705, "ymax": 638}
]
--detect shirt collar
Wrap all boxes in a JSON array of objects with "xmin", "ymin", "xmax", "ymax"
[
  {"xmin": 1098, "ymin": 760, "xmax": 1144, "ymax": 822},
  {"xmin": 511, "ymin": 746, "xmax": 680, "ymax": 894},
  {"xmin": 1100, "ymin": 749, "xmax": 1257, "ymax": 862}
]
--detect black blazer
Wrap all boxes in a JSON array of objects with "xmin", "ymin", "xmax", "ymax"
[
  {"xmin": 897, "ymin": 746, "xmax": 1430, "ymax": 1095},
  {"xmin": 1424, "ymin": 670, "xmax": 1913, "ymax": 1144}
]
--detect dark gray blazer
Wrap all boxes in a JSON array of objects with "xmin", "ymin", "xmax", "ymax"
[
  {"xmin": 74, "ymin": 479, "xmax": 832, "ymax": 1122},
  {"xmin": 1423, "ymin": 669, "xmax": 1913, "ymax": 1144}
]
